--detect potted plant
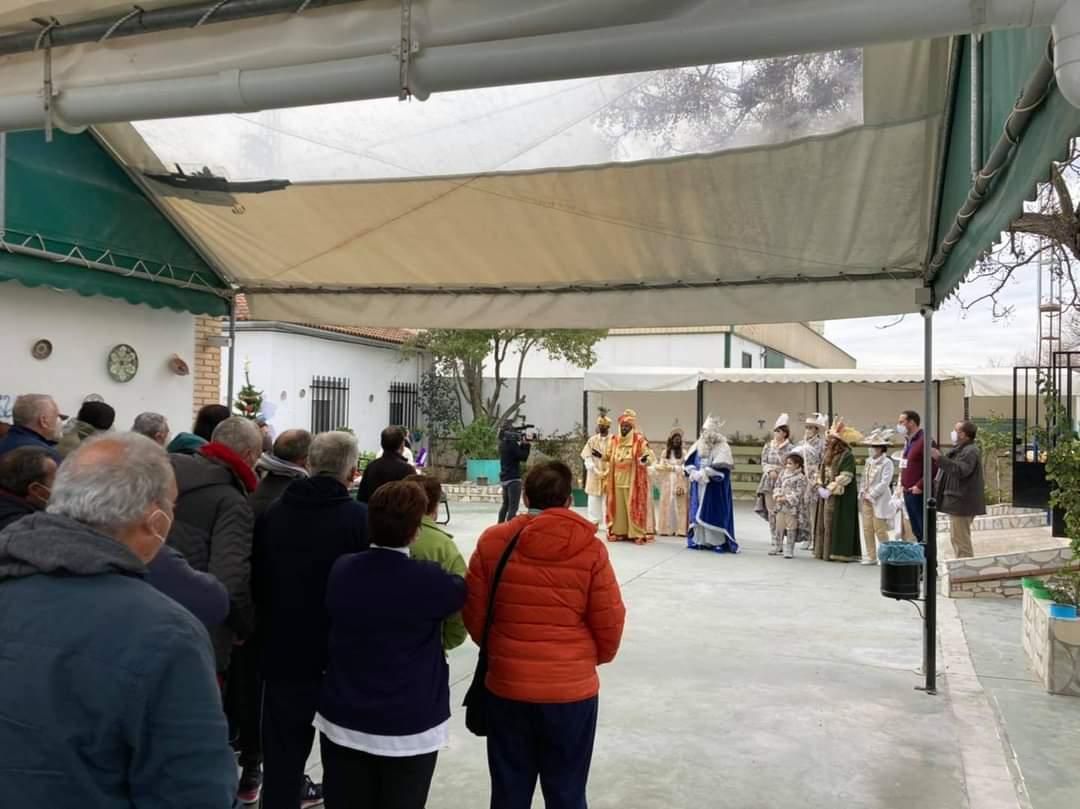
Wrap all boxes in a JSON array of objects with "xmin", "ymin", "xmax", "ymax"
[
  {"xmin": 454, "ymin": 418, "xmax": 500, "ymax": 485},
  {"xmin": 1046, "ymin": 573, "xmax": 1080, "ymax": 619}
]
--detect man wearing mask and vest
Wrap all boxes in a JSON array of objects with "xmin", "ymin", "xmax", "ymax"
[{"xmin": 896, "ymin": 410, "xmax": 937, "ymax": 542}]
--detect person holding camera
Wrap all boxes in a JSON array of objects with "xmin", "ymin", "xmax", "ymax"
[{"xmin": 498, "ymin": 422, "xmax": 532, "ymax": 523}]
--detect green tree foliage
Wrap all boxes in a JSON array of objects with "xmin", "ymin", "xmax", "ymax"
[{"xmin": 405, "ymin": 329, "xmax": 607, "ymax": 426}]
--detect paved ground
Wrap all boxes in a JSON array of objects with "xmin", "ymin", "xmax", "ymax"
[
  {"xmin": 287, "ymin": 502, "xmax": 1080, "ymax": 809},
  {"xmin": 954, "ymin": 598, "xmax": 1080, "ymax": 809}
]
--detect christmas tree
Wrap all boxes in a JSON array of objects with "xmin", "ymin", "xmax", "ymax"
[{"xmin": 233, "ymin": 360, "xmax": 263, "ymax": 420}]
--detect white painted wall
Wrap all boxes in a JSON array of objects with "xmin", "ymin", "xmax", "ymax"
[
  {"xmin": 490, "ymin": 332, "xmax": 807, "ymax": 379},
  {"xmin": 0, "ymin": 281, "xmax": 195, "ymax": 436},
  {"xmin": 223, "ymin": 328, "xmax": 421, "ymax": 453}
]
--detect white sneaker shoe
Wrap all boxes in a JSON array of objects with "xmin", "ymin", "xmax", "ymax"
[{"xmin": 860, "ymin": 559, "xmax": 876, "ymax": 566}]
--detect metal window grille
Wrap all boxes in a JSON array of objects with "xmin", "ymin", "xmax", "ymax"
[
  {"xmin": 388, "ymin": 381, "xmax": 418, "ymax": 430},
  {"xmin": 311, "ymin": 376, "xmax": 350, "ymax": 434}
]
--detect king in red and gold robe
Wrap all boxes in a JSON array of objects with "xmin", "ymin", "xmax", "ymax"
[{"xmin": 605, "ymin": 410, "xmax": 656, "ymax": 544}]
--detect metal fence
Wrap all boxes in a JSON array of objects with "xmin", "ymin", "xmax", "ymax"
[
  {"xmin": 311, "ymin": 376, "xmax": 350, "ymax": 434},
  {"xmin": 388, "ymin": 381, "xmax": 418, "ymax": 431}
]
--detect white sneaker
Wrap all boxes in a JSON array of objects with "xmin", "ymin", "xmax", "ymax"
[{"xmin": 860, "ymin": 559, "xmax": 876, "ymax": 566}]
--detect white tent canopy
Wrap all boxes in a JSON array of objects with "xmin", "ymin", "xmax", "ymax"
[{"xmin": 585, "ymin": 366, "xmax": 1013, "ymax": 394}]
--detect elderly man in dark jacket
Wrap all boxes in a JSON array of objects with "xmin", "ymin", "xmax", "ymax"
[
  {"xmin": 355, "ymin": 426, "xmax": 414, "ymax": 503},
  {"xmin": 933, "ymin": 420, "xmax": 986, "ymax": 559},
  {"xmin": 0, "ymin": 394, "xmax": 64, "ymax": 463},
  {"xmin": 166, "ymin": 415, "xmax": 263, "ymax": 802},
  {"xmin": 254, "ymin": 431, "xmax": 369, "ymax": 809},
  {"xmin": 0, "ymin": 433, "xmax": 236, "ymax": 808},
  {"xmin": 251, "ymin": 429, "xmax": 312, "ymax": 520},
  {"xmin": 0, "ymin": 446, "xmax": 57, "ymax": 531}
]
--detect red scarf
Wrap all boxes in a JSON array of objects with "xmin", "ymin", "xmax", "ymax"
[{"xmin": 199, "ymin": 442, "xmax": 258, "ymax": 493}]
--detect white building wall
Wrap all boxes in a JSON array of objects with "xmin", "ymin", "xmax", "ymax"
[
  {"xmin": 224, "ymin": 328, "xmax": 421, "ymax": 453},
  {"xmin": 0, "ymin": 282, "xmax": 195, "ymax": 436}
]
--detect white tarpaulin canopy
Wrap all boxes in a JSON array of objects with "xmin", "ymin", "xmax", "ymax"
[
  {"xmin": 586, "ymin": 367, "xmax": 1010, "ymax": 394},
  {"xmin": 0, "ymin": 1, "xmax": 1070, "ymax": 329}
]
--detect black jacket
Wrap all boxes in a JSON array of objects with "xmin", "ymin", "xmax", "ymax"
[
  {"xmin": 499, "ymin": 437, "xmax": 532, "ymax": 482},
  {"xmin": 146, "ymin": 545, "xmax": 230, "ymax": 628},
  {"xmin": 254, "ymin": 476, "xmax": 369, "ymax": 682},
  {"xmin": 0, "ymin": 490, "xmax": 36, "ymax": 533},
  {"xmin": 167, "ymin": 453, "xmax": 255, "ymax": 670},
  {"xmin": 251, "ymin": 471, "xmax": 298, "ymax": 521},
  {"xmin": 319, "ymin": 548, "xmax": 466, "ymax": 737},
  {"xmin": 355, "ymin": 454, "xmax": 414, "ymax": 503}
]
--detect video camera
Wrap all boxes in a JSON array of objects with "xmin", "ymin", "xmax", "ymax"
[{"xmin": 500, "ymin": 423, "xmax": 536, "ymax": 444}]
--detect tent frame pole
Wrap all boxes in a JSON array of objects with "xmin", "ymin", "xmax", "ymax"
[
  {"xmin": 226, "ymin": 297, "xmax": 237, "ymax": 408},
  {"xmin": 696, "ymin": 381, "xmax": 705, "ymax": 433},
  {"xmin": 920, "ymin": 306, "xmax": 938, "ymax": 696}
]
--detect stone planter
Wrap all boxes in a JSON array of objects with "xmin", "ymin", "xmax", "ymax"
[{"xmin": 1022, "ymin": 588, "xmax": 1080, "ymax": 697}]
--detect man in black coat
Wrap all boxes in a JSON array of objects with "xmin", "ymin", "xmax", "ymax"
[
  {"xmin": 253, "ymin": 431, "xmax": 369, "ymax": 809},
  {"xmin": 0, "ymin": 447, "xmax": 56, "ymax": 532},
  {"xmin": 251, "ymin": 429, "xmax": 312, "ymax": 520},
  {"xmin": 355, "ymin": 426, "xmax": 414, "ymax": 503}
]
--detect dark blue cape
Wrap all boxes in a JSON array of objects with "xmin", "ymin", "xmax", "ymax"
[{"xmin": 685, "ymin": 448, "xmax": 738, "ymax": 553}]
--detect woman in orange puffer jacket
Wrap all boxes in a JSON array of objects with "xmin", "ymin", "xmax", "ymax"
[{"xmin": 464, "ymin": 460, "xmax": 626, "ymax": 809}]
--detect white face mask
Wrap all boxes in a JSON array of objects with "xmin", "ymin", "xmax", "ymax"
[
  {"xmin": 950, "ymin": 430, "xmax": 959, "ymax": 444},
  {"xmin": 896, "ymin": 423, "xmax": 909, "ymax": 437}
]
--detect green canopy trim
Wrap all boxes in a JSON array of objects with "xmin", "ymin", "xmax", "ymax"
[
  {"xmin": 932, "ymin": 29, "xmax": 1080, "ymax": 304},
  {"xmin": 1, "ymin": 129, "xmax": 229, "ymax": 316}
]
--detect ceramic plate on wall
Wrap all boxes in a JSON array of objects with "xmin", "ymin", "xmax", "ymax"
[
  {"xmin": 107, "ymin": 344, "xmax": 139, "ymax": 383},
  {"xmin": 32, "ymin": 339, "xmax": 52, "ymax": 360}
]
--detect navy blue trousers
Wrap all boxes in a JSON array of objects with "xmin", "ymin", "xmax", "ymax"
[
  {"xmin": 486, "ymin": 694, "xmax": 598, "ymax": 809},
  {"xmin": 904, "ymin": 491, "xmax": 924, "ymax": 541}
]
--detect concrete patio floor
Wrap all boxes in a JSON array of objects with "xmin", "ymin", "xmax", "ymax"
[{"xmin": 293, "ymin": 503, "xmax": 1071, "ymax": 809}]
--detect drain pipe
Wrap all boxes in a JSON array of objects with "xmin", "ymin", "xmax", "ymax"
[
  {"xmin": 0, "ymin": 0, "xmax": 1066, "ymax": 131},
  {"xmin": 1054, "ymin": 0, "xmax": 1080, "ymax": 108}
]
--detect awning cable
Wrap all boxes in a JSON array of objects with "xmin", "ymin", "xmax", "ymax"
[
  {"xmin": 195, "ymin": 0, "xmax": 230, "ymax": 28},
  {"xmin": 99, "ymin": 7, "xmax": 145, "ymax": 44},
  {"xmin": 397, "ymin": 0, "xmax": 413, "ymax": 101},
  {"xmin": 295, "ymin": 0, "xmax": 314, "ymax": 12}
]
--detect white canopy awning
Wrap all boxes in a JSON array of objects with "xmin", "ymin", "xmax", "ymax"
[{"xmin": 585, "ymin": 366, "xmax": 1002, "ymax": 393}]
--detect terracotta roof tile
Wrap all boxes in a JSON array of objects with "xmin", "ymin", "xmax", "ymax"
[{"xmin": 233, "ymin": 294, "xmax": 415, "ymax": 345}]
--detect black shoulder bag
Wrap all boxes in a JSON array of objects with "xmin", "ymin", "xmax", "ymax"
[{"xmin": 463, "ymin": 528, "xmax": 522, "ymax": 737}]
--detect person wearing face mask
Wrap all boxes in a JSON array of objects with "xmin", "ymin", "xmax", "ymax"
[
  {"xmin": 0, "ymin": 433, "xmax": 237, "ymax": 808},
  {"xmin": 931, "ymin": 421, "xmax": 986, "ymax": 559},
  {"xmin": 858, "ymin": 429, "xmax": 898, "ymax": 565},
  {"xmin": 0, "ymin": 447, "xmax": 57, "ymax": 531},
  {"xmin": 896, "ymin": 410, "xmax": 937, "ymax": 542}
]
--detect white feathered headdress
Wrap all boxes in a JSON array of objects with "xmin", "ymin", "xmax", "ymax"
[{"xmin": 774, "ymin": 413, "xmax": 790, "ymax": 429}]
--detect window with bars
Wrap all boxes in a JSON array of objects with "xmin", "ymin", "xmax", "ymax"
[
  {"xmin": 311, "ymin": 376, "xmax": 350, "ymax": 434},
  {"xmin": 388, "ymin": 382, "xmax": 418, "ymax": 431}
]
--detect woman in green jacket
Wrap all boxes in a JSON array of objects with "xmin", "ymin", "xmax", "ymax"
[{"xmin": 406, "ymin": 475, "xmax": 467, "ymax": 651}]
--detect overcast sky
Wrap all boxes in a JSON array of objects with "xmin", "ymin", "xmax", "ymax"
[{"xmin": 825, "ymin": 268, "xmax": 1040, "ymax": 368}]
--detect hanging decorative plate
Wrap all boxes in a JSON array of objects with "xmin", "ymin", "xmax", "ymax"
[
  {"xmin": 31, "ymin": 339, "xmax": 52, "ymax": 360},
  {"xmin": 107, "ymin": 344, "xmax": 139, "ymax": 383}
]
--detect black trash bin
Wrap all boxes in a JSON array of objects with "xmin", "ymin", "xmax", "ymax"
[{"xmin": 878, "ymin": 541, "xmax": 925, "ymax": 601}]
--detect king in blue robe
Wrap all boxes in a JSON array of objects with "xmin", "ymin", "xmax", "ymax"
[{"xmin": 685, "ymin": 416, "xmax": 738, "ymax": 553}]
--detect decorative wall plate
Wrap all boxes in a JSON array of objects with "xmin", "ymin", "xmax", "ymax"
[
  {"xmin": 107, "ymin": 344, "xmax": 139, "ymax": 383},
  {"xmin": 31, "ymin": 339, "xmax": 52, "ymax": 360},
  {"xmin": 168, "ymin": 354, "xmax": 191, "ymax": 376}
]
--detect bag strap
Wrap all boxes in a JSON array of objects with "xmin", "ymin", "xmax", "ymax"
[{"xmin": 478, "ymin": 526, "xmax": 524, "ymax": 653}]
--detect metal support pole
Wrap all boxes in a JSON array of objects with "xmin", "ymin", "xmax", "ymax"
[
  {"xmin": 815, "ymin": 382, "xmax": 821, "ymax": 415},
  {"xmin": 696, "ymin": 381, "xmax": 705, "ymax": 432},
  {"xmin": 0, "ymin": 132, "xmax": 6, "ymax": 237},
  {"xmin": 226, "ymin": 296, "xmax": 237, "ymax": 408},
  {"xmin": 826, "ymin": 382, "xmax": 834, "ymax": 423},
  {"xmin": 921, "ymin": 306, "xmax": 938, "ymax": 695}
]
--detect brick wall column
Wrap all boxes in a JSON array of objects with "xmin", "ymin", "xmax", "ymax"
[{"xmin": 193, "ymin": 315, "xmax": 225, "ymax": 420}]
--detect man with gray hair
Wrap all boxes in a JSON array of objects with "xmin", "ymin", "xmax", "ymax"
[
  {"xmin": 132, "ymin": 412, "xmax": 171, "ymax": 446},
  {"xmin": 0, "ymin": 434, "xmax": 237, "ymax": 807},
  {"xmin": 167, "ymin": 415, "xmax": 263, "ymax": 802},
  {"xmin": 253, "ymin": 431, "xmax": 368, "ymax": 809},
  {"xmin": 0, "ymin": 394, "xmax": 64, "ymax": 462}
]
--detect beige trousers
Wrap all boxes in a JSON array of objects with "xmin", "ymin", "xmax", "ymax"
[
  {"xmin": 859, "ymin": 499, "xmax": 889, "ymax": 562},
  {"xmin": 949, "ymin": 515, "xmax": 975, "ymax": 558}
]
